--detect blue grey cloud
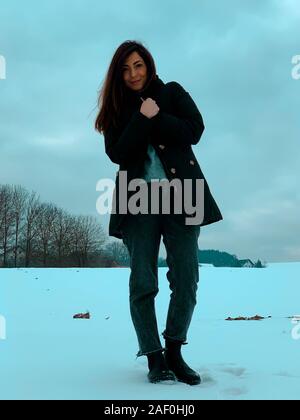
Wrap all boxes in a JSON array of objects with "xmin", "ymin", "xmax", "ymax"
[{"xmin": 0, "ymin": 0, "xmax": 299, "ymax": 262}]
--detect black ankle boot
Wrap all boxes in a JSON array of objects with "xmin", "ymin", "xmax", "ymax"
[
  {"xmin": 164, "ymin": 339, "xmax": 201, "ymax": 385},
  {"xmin": 146, "ymin": 350, "xmax": 176, "ymax": 384}
]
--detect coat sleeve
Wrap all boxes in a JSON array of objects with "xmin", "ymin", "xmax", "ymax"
[
  {"xmin": 151, "ymin": 81, "xmax": 205, "ymax": 147},
  {"xmin": 104, "ymin": 110, "xmax": 153, "ymax": 165}
]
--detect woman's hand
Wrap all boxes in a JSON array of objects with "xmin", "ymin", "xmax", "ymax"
[{"xmin": 140, "ymin": 97, "xmax": 160, "ymax": 119}]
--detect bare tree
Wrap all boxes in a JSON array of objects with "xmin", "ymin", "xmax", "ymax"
[
  {"xmin": 105, "ymin": 240, "xmax": 129, "ymax": 267},
  {"xmin": 52, "ymin": 208, "xmax": 73, "ymax": 266},
  {"xmin": 69, "ymin": 215, "xmax": 107, "ymax": 267},
  {"xmin": 23, "ymin": 191, "xmax": 43, "ymax": 267},
  {"xmin": 36, "ymin": 202, "xmax": 58, "ymax": 266},
  {"xmin": 0, "ymin": 185, "xmax": 15, "ymax": 267},
  {"xmin": 11, "ymin": 185, "xmax": 28, "ymax": 267}
]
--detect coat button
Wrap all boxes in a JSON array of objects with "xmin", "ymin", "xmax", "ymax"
[
  {"xmin": 159, "ymin": 144, "xmax": 165, "ymax": 150},
  {"xmin": 189, "ymin": 160, "xmax": 195, "ymax": 165},
  {"xmin": 170, "ymin": 168, "xmax": 176, "ymax": 174}
]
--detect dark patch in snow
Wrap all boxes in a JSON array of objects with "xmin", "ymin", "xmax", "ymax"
[
  {"xmin": 222, "ymin": 386, "xmax": 248, "ymax": 396},
  {"xmin": 273, "ymin": 371, "xmax": 299, "ymax": 378},
  {"xmin": 226, "ymin": 315, "xmax": 272, "ymax": 321},
  {"xmin": 220, "ymin": 367, "xmax": 246, "ymax": 377},
  {"xmin": 73, "ymin": 312, "xmax": 90, "ymax": 319},
  {"xmin": 200, "ymin": 373, "xmax": 218, "ymax": 387}
]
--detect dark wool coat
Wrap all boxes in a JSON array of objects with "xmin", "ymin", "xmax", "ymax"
[{"xmin": 104, "ymin": 75, "xmax": 223, "ymax": 239}]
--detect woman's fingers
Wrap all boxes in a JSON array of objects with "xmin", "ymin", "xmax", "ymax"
[{"xmin": 139, "ymin": 97, "xmax": 160, "ymax": 118}]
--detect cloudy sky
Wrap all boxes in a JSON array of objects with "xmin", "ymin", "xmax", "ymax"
[{"xmin": 0, "ymin": 0, "xmax": 299, "ymax": 262}]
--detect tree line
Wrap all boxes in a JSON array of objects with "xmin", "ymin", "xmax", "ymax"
[
  {"xmin": 0, "ymin": 184, "xmax": 129, "ymax": 268},
  {"xmin": 0, "ymin": 184, "xmax": 266, "ymax": 269}
]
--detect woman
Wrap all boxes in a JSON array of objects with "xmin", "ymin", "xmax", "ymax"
[{"xmin": 95, "ymin": 40, "xmax": 223, "ymax": 385}]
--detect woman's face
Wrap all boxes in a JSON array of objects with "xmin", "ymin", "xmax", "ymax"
[{"xmin": 122, "ymin": 51, "xmax": 148, "ymax": 92}]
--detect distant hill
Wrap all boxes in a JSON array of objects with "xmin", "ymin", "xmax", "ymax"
[
  {"xmin": 105, "ymin": 244, "xmax": 266, "ymax": 269},
  {"xmin": 156, "ymin": 250, "xmax": 266, "ymax": 268},
  {"xmin": 198, "ymin": 249, "xmax": 266, "ymax": 268}
]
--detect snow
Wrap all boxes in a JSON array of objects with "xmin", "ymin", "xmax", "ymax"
[{"xmin": 0, "ymin": 263, "xmax": 300, "ymax": 400}]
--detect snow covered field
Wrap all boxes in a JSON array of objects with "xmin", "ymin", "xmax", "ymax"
[{"xmin": 0, "ymin": 263, "xmax": 299, "ymax": 400}]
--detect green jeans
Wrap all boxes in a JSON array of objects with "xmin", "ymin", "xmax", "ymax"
[{"xmin": 120, "ymin": 186, "xmax": 201, "ymax": 358}]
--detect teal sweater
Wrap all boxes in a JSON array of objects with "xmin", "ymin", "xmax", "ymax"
[{"xmin": 141, "ymin": 144, "xmax": 168, "ymax": 182}]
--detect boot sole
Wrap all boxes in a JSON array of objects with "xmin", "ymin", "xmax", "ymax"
[
  {"xmin": 168, "ymin": 369, "xmax": 201, "ymax": 386},
  {"xmin": 149, "ymin": 379, "xmax": 177, "ymax": 385},
  {"xmin": 148, "ymin": 372, "xmax": 177, "ymax": 384}
]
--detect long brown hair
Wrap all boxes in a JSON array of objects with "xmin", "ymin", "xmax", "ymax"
[{"xmin": 94, "ymin": 40, "xmax": 157, "ymax": 135}]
